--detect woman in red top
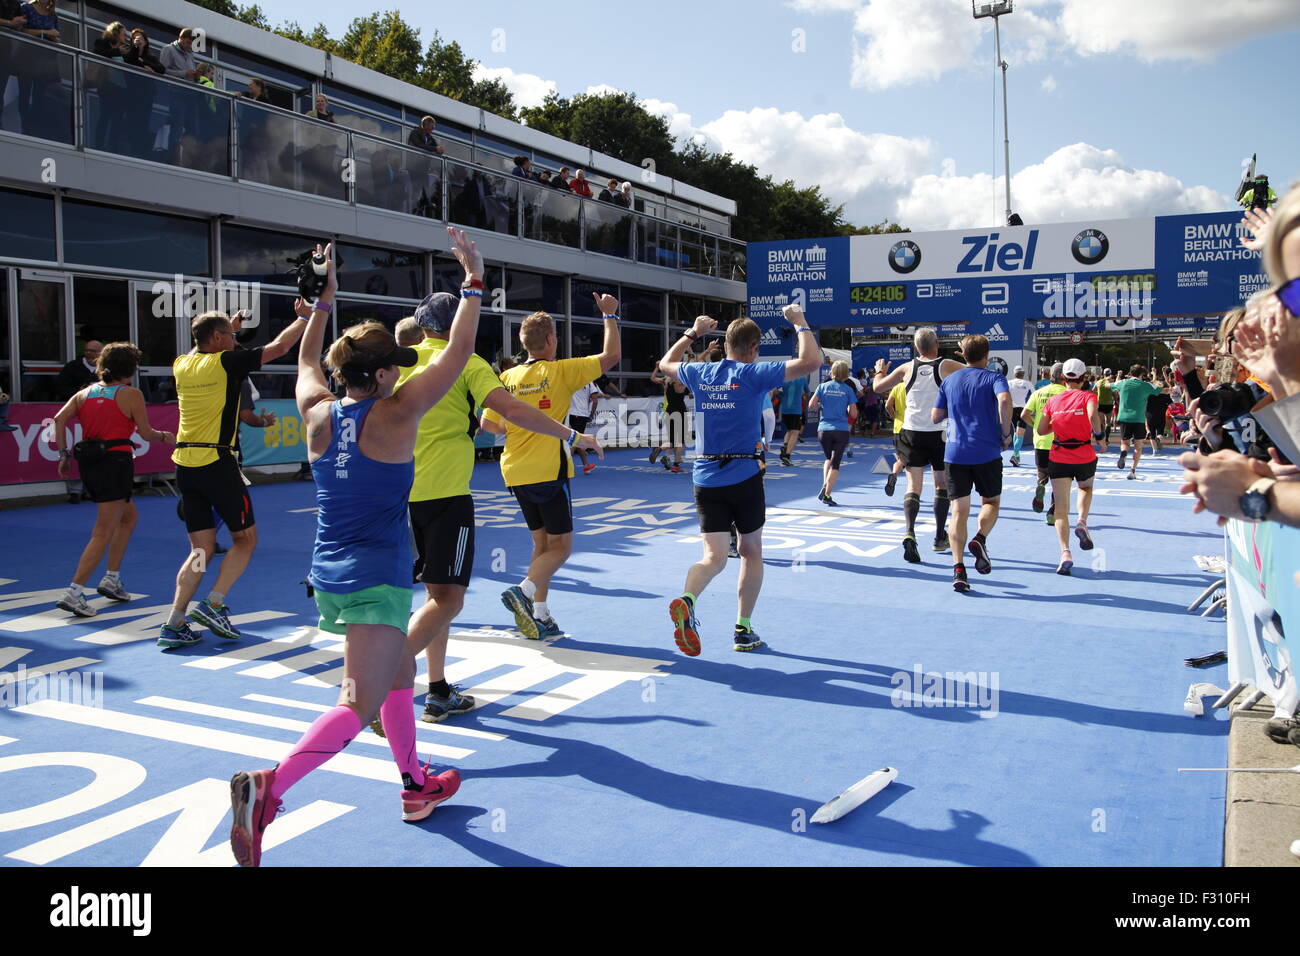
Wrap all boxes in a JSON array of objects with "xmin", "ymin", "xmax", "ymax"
[
  {"xmin": 1038, "ymin": 357, "xmax": 1103, "ymax": 575},
  {"xmin": 52, "ymin": 342, "xmax": 175, "ymax": 617}
]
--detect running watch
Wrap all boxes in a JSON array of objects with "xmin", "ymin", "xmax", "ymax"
[{"xmin": 1239, "ymin": 478, "xmax": 1275, "ymax": 521}]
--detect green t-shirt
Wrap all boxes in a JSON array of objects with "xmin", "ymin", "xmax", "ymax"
[
  {"xmin": 1023, "ymin": 384, "xmax": 1066, "ymax": 451},
  {"xmin": 1114, "ymin": 378, "xmax": 1160, "ymax": 423},
  {"xmin": 396, "ymin": 337, "xmax": 505, "ymax": 502}
]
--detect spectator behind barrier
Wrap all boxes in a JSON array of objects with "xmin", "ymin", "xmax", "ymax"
[
  {"xmin": 1179, "ymin": 182, "xmax": 1300, "ymax": 530},
  {"xmin": 570, "ymin": 169, "xmax": 592, "ymax": 198}
]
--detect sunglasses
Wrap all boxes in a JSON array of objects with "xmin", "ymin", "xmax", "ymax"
[{"xmin": 1277, "ymin": 276, "xmax": 1300, "ymax": 316}]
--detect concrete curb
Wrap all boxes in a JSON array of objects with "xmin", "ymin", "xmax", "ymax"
[{"xmin": 1224, "ymin": 696, "xmax": 1300, "ymax": 867}]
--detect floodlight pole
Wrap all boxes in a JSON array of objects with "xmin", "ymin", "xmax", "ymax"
[{"xmin": 994, "ymin": 13, "xmax": 1012, "ymax": 224}]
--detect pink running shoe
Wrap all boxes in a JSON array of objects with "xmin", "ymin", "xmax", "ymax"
[
  {"xmin": 401, "ymin": 764, "xmax": 462, "ymax": 822},
  {"xmin": 582, "ymin": 462, "xmax": 597, "ymax": 475},
  {"xmin": 230, "ymin": 768, "xmax": 282, "ymax": 868}
]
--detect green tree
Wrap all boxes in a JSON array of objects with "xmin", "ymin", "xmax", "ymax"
[
  {"xmin": 840, "ymin": 219, "xmax": 908, "ymax": 236},
  {"xmin": 336, "ymin": 12, "xmax": 424, "ymax": 85},
  {"xmin": 522, "ymin": 91, "xmax": 673, "ymax": 167}
]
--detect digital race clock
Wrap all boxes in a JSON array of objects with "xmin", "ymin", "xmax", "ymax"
[{"xmin": 849, "ymin": 284, "xmax": 907, "ymax": 303}]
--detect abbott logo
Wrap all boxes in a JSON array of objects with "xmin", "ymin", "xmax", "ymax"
[{"xmin": 50, "ymin": 886, "xmax": 151, "ymax": 936}]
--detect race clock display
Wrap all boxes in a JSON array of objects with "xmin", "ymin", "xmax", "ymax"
[{"xmin": 849, "ymin": 283, "xmax": 907, "ymax": 303}]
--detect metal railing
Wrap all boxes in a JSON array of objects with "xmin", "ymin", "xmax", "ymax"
[{"xmin": 0, "ymin": 32, "xmax": 746, "ymax": 280}]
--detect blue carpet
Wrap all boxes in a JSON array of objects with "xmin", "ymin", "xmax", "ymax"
[{"xmin": 0, "ymin": 439, "xmax": 1229, "ymax": 866}]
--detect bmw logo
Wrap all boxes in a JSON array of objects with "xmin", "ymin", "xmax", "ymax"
[
  {"xmin": 888, "ymin": 240, "xmax": 922, "ymax": 274},
  {"xmin": 1072, "ymin": 228, "xmax": 1109, "ymax": 265},
  {"xmin": 989, "ymin": 357, "xmax": 1008, "ymax": 376}
]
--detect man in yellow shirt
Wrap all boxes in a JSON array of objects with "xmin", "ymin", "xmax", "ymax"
[
  {"xmin": 1020, "ymin": 362, "xmax": 1067, "ymax": 519},
  {"xmin": 885, "ymin": 380, "xmax": 907, "ymax": 496},
  {"xmin": 480, "ymin": 294, "xmax": 621, "ymax": 638},
  {"xmin": 390, "ymin": 292, "xmax": 602, "ymax": 722},
  {"xmin": 158, "ymin": 307, "xmax": 309, "ymax": 649}
]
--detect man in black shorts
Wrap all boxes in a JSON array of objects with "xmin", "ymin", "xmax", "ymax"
[
  {"xmin": 390, "ymin": 293, "xmax": 602, "ymax": 724},
  {"xmin": 872, "ymin": 328, "xmax": 966, "ymax": 562},
  {"xmin": 932, "ymin": 335, "xmax": 1012, "ymax": 593},
  {"xmin": 657, "ymin": 305, "xmax": 821, "ymax": 655},
  {"xmin": 158, "ymin": 307, "xmax": 309, "ymax": 649}
]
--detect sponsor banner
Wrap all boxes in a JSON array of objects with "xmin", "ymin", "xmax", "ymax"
[
  {"xmin": 852, "ymin": 345, "xmax": 912, "ymax": 372},
  {"xmin": 1, "ymin": 403, "xmax": 179, "ymax": 485},
  {"xmin": 1224, "ymin": 520, "xmax": 1300, "ymax": 716},
  {"xmin": 237, "ymin": 399, "xmax": 309, "ymax": 467},
  {"xmin": 848, "ymin": 218, "xmax": 1154, "ymax": 283},
  {"xmin": 748, "ymin": 236, "xmax": 850, "ymax": 330},
  {"xmin": 1155, "ymin": 210, "xmax": 1267, "ymax": 314}
]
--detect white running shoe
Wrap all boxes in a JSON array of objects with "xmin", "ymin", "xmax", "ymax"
[{"xmin": 56, "ymin": 591, "xmax": 97, "ymax": 617}]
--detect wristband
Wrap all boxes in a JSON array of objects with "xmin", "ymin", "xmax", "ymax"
[
  {"xmin": 310, "ymin": 299, "xmax": 332, "ymax": 316},
  {"xmin": 566, "ymin": 428, "xmax": 578, "ymax": 446},
  {"xmin": 58, "ymin": 449, "xmax": 71, "ymax": 458},
  {"xmin": 460, "ymin": 289, "xmax": 483, "ymax": 298},
  {"xmin": 461, "ymin": 277, "xmax": 485, "ymax": 291},
  {"xmin": 797, "ymin": 326, "xmax": 815, "ymax": 335},
  {"xmin": 683, "ymin": 330, "xmax": 699, "ymax": 340},
  {"xmin": 603, "ymin": 314, "xmax": 619, "ymax": 321}
]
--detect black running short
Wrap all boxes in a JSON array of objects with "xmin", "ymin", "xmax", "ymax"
[
  {"xmin": 177, "ymin": 456, "xmax": 254, "ymax": 533},
  {"xmin": 694, "ymin": 471, "xmax": 765, "ymax": 535},
  {"xmin": 662, "ymin": 409, "xmax": 687, "ymax": 448},
  {"xmin": 1047, "ymin": 459, "xmax": 1097, "ymax": 482},
  {"xmin": 1012, "ymin": 407, "xmax": 1025, "ymax": 428},
  {"xmin": 1120, "ymin": 421, "xmax": 1147, "ymax": 441},
  {"xmin": 568, "ymin": 415, "xmax": 590, "ymax": 435},
  {"xmin": 893, "ymin": 432, "xmax": 906, "ymax": 459},
  {"xmin": 1035, "ymin": 448, "xmax": 1051, "ymax": 477},
  {"xmin": 1098, "ymin": 405, "xmax": 1113, "ymax": 416},
  {"xmin": 819, "ymin": 429, "xmax": 850, "ymax": 469},
  {"xmin": 82, "ymin": 451, "xmax": 135, "ymax": 503},
  {"xmin": 1146, "ymin": 415, "xmax": 1166, "ymax": 437},
  {"xmin": 410, "ymin": 494, "xmax": 475, "ymax": 587},
  {"xmin": 946, "ymin": 458, "xmax": 1003, "ymax": 500},
  {"xmin": 781, "ymin": 413, "xmax": 803, "ymax": 432},
  {"xmin": 897, "ymin": 429, "xmax": 946, "ymax": 470},
  {"xmin": 511, "ymin": 478, "xmax": 572, "ymax": 535}
]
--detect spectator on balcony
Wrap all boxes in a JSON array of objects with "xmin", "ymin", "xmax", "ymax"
[
  {"xmin": 159, "ymin": 27, "xmax": 198, "ymax": 81},
  {"xmin": 195, "ymin": 61, "xmax": 216, "ymax": 90},
  {"xmin": 553, "ymin": 166, "xmax": 572, "ymax": 191},
  {"xmin": 512, "ymin": 155, "xmax": 532, "ymax": 179},
  {"xmin": 408, "ymin": 115, "xmax": 444, "ymax": 154},
  {"xmin": 18, "ymin": 0, "xmax": 58, "ymax": 42},
  {"xmin": 618, "ymin": 181, "xmax": 634, "ymax": 209},
  {"xmin": 570, "ymin": 169, "xmax": 593, "ymax": 198},
  {"xmin": 238, "ymin": 77, "xmax": 270, "ymax": 103},
  {"xmin": 305, "ymin": 92, "xmax": 336, "ymax": 123},
  {"xmin": 89, "ymin": 21, "xmax": 131, "ymax": 153},
  {"xmin": 597, "ymin": 178, "xmax": 619, "ymax": 203},
  {"xmin": 124, "ymin": 27, "xmax": 164, "ymax": 74},
  {"xmin": 537, "ymin": 170, "xmax": 553, "ymax": 186},
  {"xmin": 0, "ymin": 0, "xmax": 25, "ymax": 136},
  {"xmin": 121, "ymin": 28, "xmax": 163, "ymax": 156}
]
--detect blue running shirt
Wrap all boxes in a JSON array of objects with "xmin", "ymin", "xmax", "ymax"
[{"xmin": 677, "ymin": 360, "xmax": 787, "ymax": 487}]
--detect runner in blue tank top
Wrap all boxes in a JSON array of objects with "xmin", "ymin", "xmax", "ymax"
[{"xmin": 227, "ymin": 229, "xmax": 485, "ymax": 867}]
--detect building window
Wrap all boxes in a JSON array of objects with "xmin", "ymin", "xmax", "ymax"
[
  {"xmin": 63, "ymin": 200, "xmax": 210, "ymax": 276},
  {"xmin": 222, "ymin": 225, "xmax": 319, "ymax": 286},
  {"xmin": 0, "ymin": 189, "xmax": 56, "ymax": 263}
]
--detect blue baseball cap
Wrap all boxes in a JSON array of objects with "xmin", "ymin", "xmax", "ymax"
[{"xmin": 414, "ymin": 292, "xmax": 457, "ymax": 334}]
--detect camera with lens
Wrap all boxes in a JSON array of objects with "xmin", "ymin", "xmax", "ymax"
[
  {"xmin": 1198, "ymin": 382, "xmax": 1255, "ymax": 421},
  {"xmin": 286, "ymin": 248, "xmax": 342, "ymax": 300}
]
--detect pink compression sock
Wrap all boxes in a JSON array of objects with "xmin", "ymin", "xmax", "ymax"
[
  {"xmin": 270, "ymin": 705, "xmax": 362, "ymax": 801},
  {"xmin": 379, "ymin": 689, "xmax": 424, "ymax": 786}
]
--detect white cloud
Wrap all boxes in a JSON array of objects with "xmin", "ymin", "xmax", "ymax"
[
  {"xmin": 1040, "ymin": 74, "xmax": 1056, "ymax": 92},
  {"xmin": 640, "ymin": 97, "xmax": 707, "ymax": 145},
  {"xmin": 896, "ymin": 142, "xmax": 1227, "ymax": 231},
  {"xmin": 472, "ymin": 65, "xmax": 556, "ymax": 110},
  {"xmin": 792, "ymin": 0, "xmax": 1300, "ymax": 90},
  {"xmin": 584, "ymin": 84, "xmax": 622, "ymax": 97}
]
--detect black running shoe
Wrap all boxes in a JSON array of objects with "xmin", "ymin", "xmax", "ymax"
[
  {"xmin": 823, "ymin": 495, "xmax": 838, "ymax": 506},
  {"xmin": 933, "ymin": 531, "xmax": 950, "ymax": 552},
  {"xmin": 1074, "ymin": 525, "xmax": 1094, "ymax": 551},
  {"xmin": 1116, "ymin": 451, "xmax": 1127, "ymax": 470},
  {"xmin": 733, "ymin": 624, "xmax": 765, "ymax": 652},
  {"xmin": 902, "ymin": 535, "xmax": 921, "ymax": 564},
  {"xmin": 968, "ymin": 535, "xmax": 992, "ymax": 575},
  {"xmin": 953, "ymin": 566, "xmax": 970, "ymax": 593},
  {"xmin": 780, "ymin": 454, "xmax": 793, "ymax": 467},
  {"xmin": 1031, "ymin": 482, "xmax": 1045, "ymax": 513},
  {"xmin": 885, "ymin": 472, "xmax": 898, "ymax": 496}
]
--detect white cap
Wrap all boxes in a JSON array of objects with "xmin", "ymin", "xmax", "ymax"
[
  {"xmin": 1013, "ymin": 365, "xmax": 1025, "ymax": 373},
  {"xmin": 1062, "ymin": 358, "xmax": 1087, "ymax": 380}
]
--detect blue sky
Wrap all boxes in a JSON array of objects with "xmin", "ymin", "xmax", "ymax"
[{"xmin": 251, "ymin": 0, "xmax": 1300, "ymax": 230}]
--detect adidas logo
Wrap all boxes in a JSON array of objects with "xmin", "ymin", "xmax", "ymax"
[
  {"xmin": 984, "ymin": 323, "xmax": 1009, "ymax": 342},
  {"xmin": 760, "ymin": 328, "xmax": 782, "ymax": 344}
]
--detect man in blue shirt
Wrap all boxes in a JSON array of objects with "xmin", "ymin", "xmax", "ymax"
[
  {"xmin": 933, "ymin": 334, "xmax": 1012, "ymax": 593},
  {"xmin": 777, "ymin": 374, "xmax": 809, "ymax": 466},
  {"xmin": 657, "ymin": 305, "xmax": 821, "ymax": 654}
]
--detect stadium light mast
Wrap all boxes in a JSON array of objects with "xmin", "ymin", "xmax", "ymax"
[{"xmin": 973, "ymin": 0, "xmax": 1015, "ymax": 225}]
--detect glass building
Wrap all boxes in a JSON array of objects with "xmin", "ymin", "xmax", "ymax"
[{"xmin": 0, "ymin": 0, "xmax": 746, "ymax": 408}]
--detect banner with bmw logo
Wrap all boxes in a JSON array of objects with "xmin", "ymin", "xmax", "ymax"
[{"xmin": 747, "ymin": 212, "xmax": 1264, "ymax": 346}]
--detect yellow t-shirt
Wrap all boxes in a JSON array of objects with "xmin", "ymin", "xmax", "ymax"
[
  {"xmin": 888, "ymin": 382, "xmax": 907, "ymax": 434},
  {"xmin": 172, "ymin": 347, "xmax": 263, "ymax": 467},
  {"xmin": 482, "ymin": 355, "xmax": 602, "ymax": 487},
  {"xmin": 396, "ymin": 338, "xmax": 505, "ymax": 502}
]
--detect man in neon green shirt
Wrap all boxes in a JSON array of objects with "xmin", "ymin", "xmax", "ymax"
[
  {"xmin": 1093, "ymin": 371, "xmax": 1115, "ymax": 452},
  {"xmin": 392, "ymin": 293, "xmax": 601, "ymax": 724},
  {"xmin": 1020, "ymin": 362, "xmax": 1066, "ymax": 519}
]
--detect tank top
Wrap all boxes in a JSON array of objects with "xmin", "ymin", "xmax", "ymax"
[
  {"xmin": 80, "ymin": 384, "xmax": 136, "ymax": 447},
  {"xmin": 1044, "ymin": 389, "xmax": 1098, "ymax": 464},
  {"xmin": 902, "ymin": 359, "xmax": 945, "ymax": 432},
  {"xmin": 308, "ymin": 399, "xmax": 414, "ymax": 594}
]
